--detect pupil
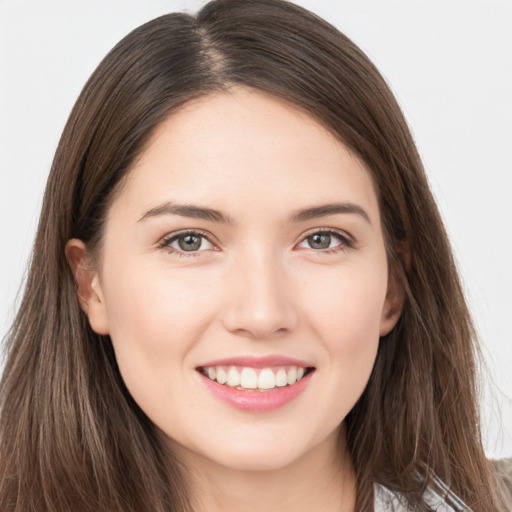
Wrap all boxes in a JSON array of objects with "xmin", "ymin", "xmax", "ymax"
[
  {"xmin": 309, "ymin": 233, "xmax": 330, "ymax": 249},
  {"xmin": 179, "ymin": 235, "xmax": 201, "ymax": 251}
]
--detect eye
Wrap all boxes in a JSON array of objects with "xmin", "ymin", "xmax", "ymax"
[
  {"xmin": 297, "ymin": 229, "xmax": 352, "ymax": 253},
  {"xmin": 159, "ymin": 230, "xmax": 215, "ymax": 255}
]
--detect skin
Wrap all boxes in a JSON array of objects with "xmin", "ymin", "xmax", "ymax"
[{"xmin": 67, "ymin": 88, "xmax": 403, "ymax": 512}]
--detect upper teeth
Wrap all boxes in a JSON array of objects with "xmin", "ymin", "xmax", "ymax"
[{"xmin": 203, "ymin": 366, "xmax": 307, "ymax": 391}]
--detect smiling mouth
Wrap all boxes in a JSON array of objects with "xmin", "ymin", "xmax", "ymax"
[{"xmin": 197, "ymin": 365, "xmax": 315, "ymax": 392}]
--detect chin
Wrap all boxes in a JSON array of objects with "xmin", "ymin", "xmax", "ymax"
[
  {"xmin": 205, "ymin": 443, "xmax": 308, "ymax": 472},
  {"xmin": 165, "ymin": 426, "xmax": 317, "ymax": 473}
]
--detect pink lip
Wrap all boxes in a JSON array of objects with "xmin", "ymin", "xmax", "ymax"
[
  {"xmin": 198, "ymin": 355, "xmax": 313, "ymax": 369},
  {"xmin": 197, "ymin": 370, "xmax": 314, "ymax": 413}
]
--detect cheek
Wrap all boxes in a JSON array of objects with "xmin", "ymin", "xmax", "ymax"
[
  {"xmin": 99, "ymin": 260, "xmax": 223, "ymax": 394},
  {"xmin": 305, "ymin": 265, "xmax": 386, "ymax": 411},
  {"xmin": 301, "ymin": 262, "xmax": 388, "ymax": 352},
  {"xmin": 286, "ymin": 261, "xmax": 388, "ymax": 433},
  {"xmin": 103, "ymin": 261, "xmax": 217, "ymax": 341},
  {"xmin": 98, "ymin": 260, "xmax": 225, "ymax": 431}
]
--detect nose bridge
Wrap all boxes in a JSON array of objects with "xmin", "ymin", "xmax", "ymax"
[{"xmin": 222, "ymin": 242, "xmax": 297, "ymax": 338}]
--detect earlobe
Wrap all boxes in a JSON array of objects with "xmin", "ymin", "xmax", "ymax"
[
  {"xmin": 65, "ymin": 239, "xmax": 110, "ymax": 335},
  {"xmin": 379, "ymin": 265, "xmax": 405, "ymax": 337}
]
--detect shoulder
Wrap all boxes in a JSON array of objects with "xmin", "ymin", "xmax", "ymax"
[
  {"xmin": 374, "ymin": 474, "xmax": 469, "ymax": 511},
  {"xmin": 491, "ymin": 458, "xmax": 512, "ymax": 504},
  {"xmin": 375, "ymin": 460, "xmax": 512, "ymax": 511}
]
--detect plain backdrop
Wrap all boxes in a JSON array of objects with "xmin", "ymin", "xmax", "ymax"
[{"xmin": 0, "ymin": 0, "xmax": 511, "ymax": 458}]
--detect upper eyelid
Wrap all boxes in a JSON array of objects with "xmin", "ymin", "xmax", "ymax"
[
  {"xmin": 297, "ymin": 227, "xmax": 353, "ymax": 243},
  {"xmin": 158, "ymin": 230, "xmax": 217, "ymax": 257},
  {"xmin": 160, "ymin": 228, "xmax": 216, "ymax": 244}
]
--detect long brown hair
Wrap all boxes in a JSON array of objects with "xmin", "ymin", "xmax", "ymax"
[{"xmin": 0, "ymin": 1, "xmax": 505, "ymax": 510}]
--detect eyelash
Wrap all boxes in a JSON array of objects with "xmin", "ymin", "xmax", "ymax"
[
  {"xmin": 298, "ymin": 228, "xmax": 354, "ymax": 254},
  {"xmin": 158, "ymin": 228, "xmax": 354, "ymax": 258},
  {"xmin": 158, "ymin": 229, "xmax": 214, "ymax": 258}
]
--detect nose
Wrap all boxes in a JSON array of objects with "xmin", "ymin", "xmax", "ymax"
[{"xmin": 221, "ymin": 246, "xmax": 298, "ymax": 339}]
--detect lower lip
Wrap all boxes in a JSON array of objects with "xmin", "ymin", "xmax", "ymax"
[{"xmin": 198, "ymin": 371, "xmax": 313, "ymax": 412}]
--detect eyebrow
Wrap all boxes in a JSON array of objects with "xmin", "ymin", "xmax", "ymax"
[
  {"xmin": 138, "ymin": 202, "xmax": 234, "ymax": 224},
  {"xmin": 289, "ymin": 203, "xmax": 371, "ymax": 225},
  {"xmin": 138, "ymin": 201, "xmax": 371, "ymax": 225}
]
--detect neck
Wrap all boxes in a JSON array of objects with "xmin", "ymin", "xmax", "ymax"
[{"xmin": 171, "ymin": 427, "xmax": 356, "ymax": 512}]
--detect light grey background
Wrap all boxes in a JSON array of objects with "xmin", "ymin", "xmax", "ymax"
[{"xmin": 1, "ymin": 0, "xmax": 511, "ymax": 458}]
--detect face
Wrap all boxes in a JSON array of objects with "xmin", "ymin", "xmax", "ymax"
[{"xmin": 78, "ymin": 88, "xmax": 401, "ymax": 472}]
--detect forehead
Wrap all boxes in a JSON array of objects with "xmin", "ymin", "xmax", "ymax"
[{"xmin": 112, "ymin": 88, "xmax": 380, "ymax": 224}]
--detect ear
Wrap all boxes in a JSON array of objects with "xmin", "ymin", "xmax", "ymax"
[
  {"xmin": 379, "ymin": 263, "xmax": 405, "ymax": 337},
  {"xmin": 65, "ymin": 239, "xmax": 110, "ymax": 335}
]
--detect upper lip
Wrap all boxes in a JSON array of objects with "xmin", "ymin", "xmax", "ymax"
[{"xmin": 197, "ymin": 355, "xmax": 314, "ymax": 369}]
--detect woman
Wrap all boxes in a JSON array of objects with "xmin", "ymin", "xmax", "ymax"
[{"xmin": 0, "ymin": 0, "xmax": 508, "ymax": 510}]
